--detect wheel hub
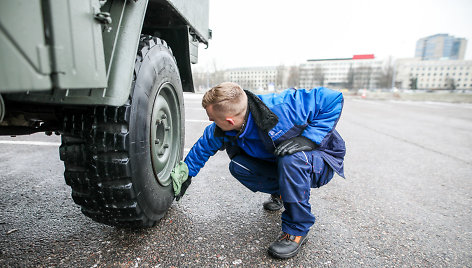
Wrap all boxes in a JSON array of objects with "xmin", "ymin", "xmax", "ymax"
[{"xmin": 150, "ymin": 83, "xmax": 181, "ymax": 186}]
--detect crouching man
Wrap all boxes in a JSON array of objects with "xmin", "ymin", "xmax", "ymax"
[{"xmin": 177, "ymin": 82, "xmax": 345, "ymax": 259}]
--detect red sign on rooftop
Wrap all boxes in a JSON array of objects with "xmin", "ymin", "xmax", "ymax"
[{"xmin": 352, "ymin": 54, "xmax": 375, "ymax": 60}]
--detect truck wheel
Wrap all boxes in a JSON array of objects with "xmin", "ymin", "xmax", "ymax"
[{"xmin": 59, "ymin": 36, "xmax": 184, "ymax": 227}]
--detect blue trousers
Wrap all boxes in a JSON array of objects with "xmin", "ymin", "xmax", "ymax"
[{"xmin": 228, "ymin": 150, "xmax": 334, "ymax": 236}]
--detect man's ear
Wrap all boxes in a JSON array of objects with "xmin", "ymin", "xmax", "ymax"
[{"xmin": 225, "ymin": 117, "xmax": 235, "ymax": 125}]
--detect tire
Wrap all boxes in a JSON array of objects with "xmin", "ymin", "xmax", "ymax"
[{"xmin": 59, "ymin": 36, "xmax": 184, "ymax": 227}]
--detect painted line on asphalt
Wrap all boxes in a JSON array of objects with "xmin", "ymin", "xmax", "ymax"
[
  {"xmin": 186, "ymin": 119, "xmax": 210, "ymax": 123},
  {"xmin": 0, "ymin": 141, "xmax": 194, "ymax": 154},
  {"xmin": 0, "ymin": 140, "xmax": 61, "ymax": 146}
]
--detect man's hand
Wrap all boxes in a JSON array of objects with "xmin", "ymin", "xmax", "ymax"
[
  {"xmin": 175, "ymin": 176, "xmax": 192, "ymax": 201},
  {"xmin": 171, "ymin": 161, "xmax": 190, "ymax": 200},
  {"xmin": 274, "ymin": 136, "xmax": 318, "ymax": 156}
]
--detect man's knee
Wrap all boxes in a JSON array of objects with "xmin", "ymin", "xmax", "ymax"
[
  {"xmin": 277, "ymin": 152, "xmax": 313, "ymax": 202},
  {"xmin": 277, "ymin": 151, "xmax": 311, "ymax": 174},
  {"xmin": 229, "ymin": 158, "xmax": 253, "ymax": 179}
]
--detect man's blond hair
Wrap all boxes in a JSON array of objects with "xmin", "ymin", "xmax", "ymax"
[{"xmin": 202, "ymin": 82, "xmax": 247, "ymax": 116}]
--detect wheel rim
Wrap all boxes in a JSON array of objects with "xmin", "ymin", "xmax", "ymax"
[{"xmin": 150, "ymin": 82, "xmax": 181, "ymax": 186}]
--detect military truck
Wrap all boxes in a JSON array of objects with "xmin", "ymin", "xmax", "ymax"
[{"xmin": 0, "ymin": 0, "xmax": 210, "ymax": 228}]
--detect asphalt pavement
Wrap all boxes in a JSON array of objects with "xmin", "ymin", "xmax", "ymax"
[{"xmin": 0, "ymin": 93, "xmax": 471, "ymax": 267}]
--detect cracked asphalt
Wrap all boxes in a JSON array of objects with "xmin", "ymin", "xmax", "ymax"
[{"xmin": 0, "ymin": 93, "xmax": 471, "ymax": 267}]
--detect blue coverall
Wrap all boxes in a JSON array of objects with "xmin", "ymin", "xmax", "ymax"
[{"xmin": 184, "ymin": 87, "xmax": 345, "ymax": 236}]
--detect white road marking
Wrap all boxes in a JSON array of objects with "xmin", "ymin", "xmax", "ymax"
[
  {"xmin": 0, "ymin": 140, "xmax": 61, "ymax": 146},
  {"xmin": 186, "ymin": 119, "xmax": 209, "ymax": 123},
  {"xmin": 0, "ymin": 141, "xmax": 194, "ymax": 154}
]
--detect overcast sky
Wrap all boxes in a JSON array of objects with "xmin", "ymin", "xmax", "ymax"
[{"xmin": 193, "ymin": 0, "xmax": 472, "ymax": 71}]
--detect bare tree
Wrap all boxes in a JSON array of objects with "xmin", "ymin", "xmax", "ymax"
[
  {"xmin": 191, "ymin": 65, "xmax": 211, "ymax": 92},
  {"xmin": 379, "ymin": 56, "xmax": 394, "ymax": 89},
  {"xmin": 345, "ymin": 64, "xmax": 354, "ymax": 90},
  {"xmin": 312, "ymin": 66, "xmax": 325, "ymax": 87},
  {"xmin": 276, "ymin": 65, "xmax": 286, "ymax": 89},
  {"xmin": 446, "ymin": 77, "xmax": 456, "ymax": 90},
  {"xmin": 409, "ymin": 77, "xmax": 418, "ymax": 90},
  {"xmin": 286, "ymin": 65, "xmax": 299, "ymax": 89},
  {"xmin": 353, "ymin": 66, "xmax": 373, "ymax": 89}
]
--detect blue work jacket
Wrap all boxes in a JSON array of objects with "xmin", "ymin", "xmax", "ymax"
[{"xmin": 184, "ymin": 87, "xmax": 346, "ymax": 178}]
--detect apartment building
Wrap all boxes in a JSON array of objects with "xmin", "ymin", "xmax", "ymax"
[
  {"xmin": 299, "ymin": 54, "xmax": 383, "ymax": 90},
  {"xmin": 224, "ymin": 66, "xmax": 277, "ymax": 91},
  {"xmin": 395, "ymin": 58, "xmax": 472, "ymax": 90}
]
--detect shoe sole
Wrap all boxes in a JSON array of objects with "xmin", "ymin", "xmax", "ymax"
[
  {"xmin": 268, "ymin": 236, "xmax": 308, "ymax": 259},
  {"xmin": 263, "ymin": 205, "xmax": 283, "ymax": 211}
]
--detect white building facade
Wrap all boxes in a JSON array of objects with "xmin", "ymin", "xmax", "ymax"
[
  {"xmin": 299, "ymin": 55, "xmax": 383, "ymax": 90},
  {"xmin": 395, "ymin": 58, "xmax": 472, "ymax": 90},
  {"xmin": 224, "ymin": 67, "xmax": 277, "ymax": 91}
]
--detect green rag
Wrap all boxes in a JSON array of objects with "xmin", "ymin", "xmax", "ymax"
[{"xmin": 171, "ymin": 161, "xmax": 189, "ymax": 196}]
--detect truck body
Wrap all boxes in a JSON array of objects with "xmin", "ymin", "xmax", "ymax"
[{"xmin": 0, "ymin": 0, "xmax": 210, "ymax": 227}]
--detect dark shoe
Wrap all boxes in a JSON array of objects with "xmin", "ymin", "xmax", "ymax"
[
  {"xmin": 268, "ymin": 232, "xmax": 308, "ymax": 259},
  {"xmin": 263, "ymin": 194, "xmax": 283, "ymax": 211}
]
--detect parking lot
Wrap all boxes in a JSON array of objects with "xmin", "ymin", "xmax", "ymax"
[{"xmin": 1, "ymin": 93, "xmax": 471, "ymax": 267}]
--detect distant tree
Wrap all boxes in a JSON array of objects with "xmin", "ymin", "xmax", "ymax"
[
  {"xmin": 379, "ymin": 56, "xmax": 394, "ymax": 89},
  {"xmin": 191, "ymin": 67, "xmax": 209, "ymax": 92},
  {"xmin": 312, "ymin": 66, "xmax": 325, "ymax": 87},
  {"xmin": 352, "ymin": 66, "xmax": 373, "ymax": 90},
  {"xmin": 210, "ymin": 60, "xmax": 225, "ymax": 85},
  {"xmin": 286, "ymin": 65, "xmax": 299, "ymax": 88},
  {"xmin": 212, "ymin": 70, "xmax": 225, "ymax": 85},
  {"xmin": 409, "ymin": 77, "xmax": 418, "ymax": 90},
  {"xmin": 446, "ymin": 77, "xmax": 456, "ymax": 90},
  {"xmin": 345, "ymin": 64, "xmax": 354, "ymax": 90},
  {"xmin": 276, "ymin": 65, "xmax": 286, "ymax": 89}
]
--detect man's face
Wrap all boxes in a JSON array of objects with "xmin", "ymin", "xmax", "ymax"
[{"xmin": 205, "ymin": 104, "xmax": 237, "ymax": 131}]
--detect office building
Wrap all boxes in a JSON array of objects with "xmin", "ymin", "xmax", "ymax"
[
  {"xmin": 415, "ymin": 34, "xmax": 467, "ymax": 60},
  {"xmin": 224, "ymin": 66, "xmax": 278, "ymax": 91},
  {"xmin": 299, "ymin": 54, "xmax": 383, "ymax": 90},
  {"xmin": 395, "ymin": 58, "xmax": 472, "ymax": 90}
]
